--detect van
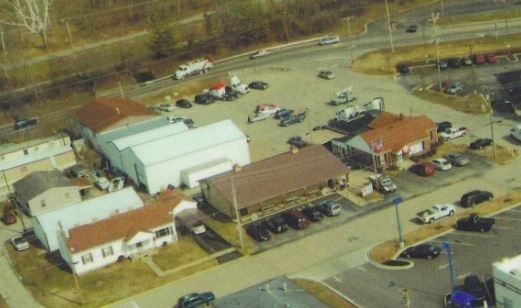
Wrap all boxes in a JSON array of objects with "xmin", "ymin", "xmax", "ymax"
[{"xmin": 282, "ymin": 210, "xmax": 311, "ymax": 230}]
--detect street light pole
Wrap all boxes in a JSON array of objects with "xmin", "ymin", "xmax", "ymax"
[
  {"xmin": 434, "ymin": 38, "xmax": 442, "ymax": 92},
  {"xmin": 384, "ymin": 0, "xmax": 395, "ymax": 52},
  {"xmin": 442, "ymin": 241, "xmax": 457, "ymax": 291},
  {"xmin": 346, "ymin": 16, "xmax": 354, "ymax": 67},
  {"xmin": 392, "ymin": 197, "xmax": 405, "ymax": 249},
  {"xmin": 487, "ymin": 95, "xmax": 498, "ymax": 160}
]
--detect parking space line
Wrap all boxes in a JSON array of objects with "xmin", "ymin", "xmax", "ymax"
[
  {"xmin": 431, "ymin": 240, "xmax": 475, "ymax": 246},
  {"xmin": 438, "ymin": 264, "xmax": 449, "ymax": 270},
  {"xmin": 452, "ymin": 232, "xmax": 494, "ymax": 238}
]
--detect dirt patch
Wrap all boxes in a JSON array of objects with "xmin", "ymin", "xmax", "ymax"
[
  {"xmin": 414, "ymin": 89, "xmax": 490, "ymax": 115},
  {"xmin": 470, "ymin": 144, "xmax": 519, "ymax": 165},
  {"xmin": 369, "ymin": 190, "xmax": 521, "ymax": 264},
  {"xmin": 292, "ymin": 278, "xmax": 355, "ymax": 308}
]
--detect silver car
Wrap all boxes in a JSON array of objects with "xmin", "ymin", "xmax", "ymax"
[
  {"xmin": 319, "ymin": 35, "xmax": 340, "ymax": 46},
  {"xmin": 443, "ymin": 152, "xmax": 469, "ymax": 166}
]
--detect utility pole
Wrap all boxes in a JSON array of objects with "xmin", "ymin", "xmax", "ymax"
[
  {"xmin": 487, "ymin": 95, "xmax": 497, "ymax": 160},
  {"xmin": 231, "ymin": 176, "xmax": 244, "ymax": 251},
  {"xmin": 440, "ymin": 0, "xmax": 445, "ymax": 18},
  {"xmin": 281, "ymin": 11, "xmax": 290, "ymax": 42},
  {"xmin": 384, "ymin": 0, "xmax": 394, "ymax": 52},
  {"xmin": 393, "ymin": 197, "xmax": 405, "ymax": 249},
  {"xmin": 442, "ymin": 242, "xmax": 457, "ymax": 291},
  {"xmin": 118, "ymin": 81, "xmax": 125, "ymax": 98},
  {"xmin": 66, "ymin": 22, "xmax": 73, "ymax": 48},
  {"xmin": 346, "ymin": 16, "xmax": 354, "ymax": 67},
  {"xmin": 469, "ymin": 43, "xmax": 477, "ymax": 92},
  {"xmin": 0, "ymin": 26, "xmax": 6, "ymax": 56},
  {"xmin": 434, "ymin": 38, "xmax": 442, "ymax": 92}
]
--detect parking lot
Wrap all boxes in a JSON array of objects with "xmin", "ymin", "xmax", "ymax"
[{"xmin": 325, "ymin": 205, "xmax": 521, "ymax": 308}]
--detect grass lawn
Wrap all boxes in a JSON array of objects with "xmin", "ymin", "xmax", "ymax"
[
  {"xmin": 292, "ymin": 278, "xmax": 355, "ymax": 308},
  {"xmin": 414, "ymin": 90, "xmax": 490, "ymax": 115},
  {"xmin": 152, "ymin": 236, "xmax": 211, "ymax": 271}
]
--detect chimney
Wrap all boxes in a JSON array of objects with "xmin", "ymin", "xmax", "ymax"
[
  {"xmin": 290, "ymin": 145, "xmax": 299, "ymax": 154},
  {"xmin": 233, "ymin": 164, "xmax": 242, "ymax": 172}
]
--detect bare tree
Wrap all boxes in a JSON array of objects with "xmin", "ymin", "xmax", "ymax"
[{"xmin": 0, "ymin": 0, "xmax": 54, "ymax": 48}]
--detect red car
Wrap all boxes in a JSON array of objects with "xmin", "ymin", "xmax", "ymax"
[
  {"xmin": 1, "ymin": 212, "xmax": 16, "ymax": 225},
  {"xmin": 410, "ymin": 162, "xmax": 436, "ymax": 177},
  {"xmin": 486, "ymin": 54, "xmax": 497, "ymax": 64}
]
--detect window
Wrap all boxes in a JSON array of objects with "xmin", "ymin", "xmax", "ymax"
[
  {"xmin": 23, "ymin": 149, "xmax": 28, "ymax": 155},
  {"xmin": 136, "ymin": 242, "xmax": 143, "ymax": 248},
  {"xmin": 40, "ymin": 200, "xmax": 46, "ymax": 208},
  {"xmin": 81, "ymin": 253, "xmax": 93, "ymax": 265},
  {"xmin": 101, "ymin": 246, "xmax": 114, "ymax": 258},
  {"xmin": 155, "ymin": 227, "xmax": 171, "ymax": 238}
]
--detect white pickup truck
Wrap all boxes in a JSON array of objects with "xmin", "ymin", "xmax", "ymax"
[
  {"xmin": 369, "ymin": 174, "xmax": 397, "ymax": 194},
  {"xmin": 416, "ymin": 204, "xmax": 455, "ymax": 224},
  {"xmin": 439, "ymin": 127, "xmax": 468, "ymax": 141}
]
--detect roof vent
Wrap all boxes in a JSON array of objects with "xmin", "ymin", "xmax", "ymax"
[
  {"xmin": 233, "ymin": 164, "xmax": 242, "ymax": 172},
  {"xmin": 290, "ymin": 146, "xmax": 299, "ymax": 154}
]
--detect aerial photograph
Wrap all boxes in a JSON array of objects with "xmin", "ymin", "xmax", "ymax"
[{"xmin": 1, "ymin": 0, "xmax": 521, "ymax": 307}]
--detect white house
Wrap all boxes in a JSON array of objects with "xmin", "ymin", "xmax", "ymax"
[
  {"xmin": 13, "ymin": 170, "xmax": 83, "ymax": 216},
  {"xmin": 0, "ymin": 134, "xmax": 76, "ymax": 199},
  {"xmin": 57, "ymin": 193, "xmax": 198, "ymax": 275},
  {"xmin": 493, "ymin": 254, "xmax": 521, "ymax": 307},
  {"xmin": 122, "ymin": 119, "xmax": 250, "ymax": 194},
  {"xmin": 32, "ymin": 187, "xmax": 144, "ymax": 251}
]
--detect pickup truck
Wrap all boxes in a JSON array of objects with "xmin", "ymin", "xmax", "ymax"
[
  {"xmin": 456, "ymin": 215, "xmax": 495, "ymax": 232},
  {"xmin": 439, "ymin": 127, "xmax": 468, "ymax": 141},
  {"xmin": 416, "ymin": 204, "xmax": 455, "ymax": 224},
  {"xmin": 369, "ymin": 174, "xmax": 397, "ymax": 194}
]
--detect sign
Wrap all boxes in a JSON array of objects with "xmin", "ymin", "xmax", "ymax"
[
  {"xmin": 392, "ymin": 196, "xmax": 404, "ymax": 205},
  {"xmin": 361, "ymin": 183, "xmax": 373, "ymax": 197}
]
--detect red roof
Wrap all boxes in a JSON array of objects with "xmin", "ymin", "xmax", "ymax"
[
  {"xmin": 206, "ymin": 145, "xmax": 349, "ymax": 209},
  {"xmin": 66, "ymin": 195, "xmax": 182, "ymax": 253},
  {"xmin": 75, "ymin": 99, "xmax": 158, "ymax": 133},
  {"xmin": 361, "ymin": 114, "xmax": 436, "ymax": 153}
]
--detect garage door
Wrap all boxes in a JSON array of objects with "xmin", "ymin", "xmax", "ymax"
[{"xmin": 408, "ymin": 142, "xmax": 424, "ymax": 155}]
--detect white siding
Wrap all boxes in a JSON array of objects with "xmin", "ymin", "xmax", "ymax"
[{"xmin": 181, "ymin": 159, "xmax": 233, "ymax": 188}]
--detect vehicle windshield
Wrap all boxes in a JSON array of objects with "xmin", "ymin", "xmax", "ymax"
[{"xmin": 380, "ymin": 177, "xmax": 392, "ymax": 185}]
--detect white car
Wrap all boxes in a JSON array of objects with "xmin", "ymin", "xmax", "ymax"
[
  {"xmin": 416, "ymin": 204, "xmax": 456, "ymax": 224},
  {"xmin": 439, "ymin": 127, "xmax": 468, "ymax": 141},
  {"xmin": 158, "ymin": 103, "xmax": 175, "ymax": 112},
  {"xmin": 95, "ymin": 177, "xmax": 111, "ymax": 191},
  {"xmin": 191, "ymin": 223, "xmax": 206, "ymax": 235},
  {"xmin": 431, "ymin": 158, "xmax": 452, "ymax": 171},
  {"xmin": 319, "ymin": 35, "xmax": 340, "ymax": 46},
  {"xmin": 250, "ymin": 49, "xmax": 270, "ymax": 59},
  {"xmin": 11, "ymin": 236, "xmax": 29, "ymax": 251}
]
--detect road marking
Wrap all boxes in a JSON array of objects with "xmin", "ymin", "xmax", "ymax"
[
  {"xmin": 431, "ymin": 240, "xmax": 475, "ymax": 246},
  {"xmin": 452, "ymin": 232, "xmax": 494, "ymax": 238},
  {"xmin": 439, "ymin": 263, "xmax": 449, "ymax": 270}
]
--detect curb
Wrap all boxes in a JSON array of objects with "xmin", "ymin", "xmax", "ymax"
[{"xmin": 320, "ymin": 280, "xmax": 362, "ymax": 308}]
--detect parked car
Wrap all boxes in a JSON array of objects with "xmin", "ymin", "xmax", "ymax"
[
  {"xmin": 431, "ymin": 158, "xmax": 452, "ymax": 171},
  {"xmin": 317, "ymin": 200, "xmax": 341, "ymax": 216},
  {"xmin": 10, "ymin": 235, "xmax": 29, "ymax": 251},
  {"xmin": 282, "ymin": 209, "xmax": 311, "ymax": 230},
  {"xmin": 280, "ymin": 111, "xmax": 306, "ymax": 127},
  {"xmin": 440, "ymin": 127, "xmax": 468, "ymax": 140},
  {"xmin": 405, "ymin": 24, "xmax": 417, "ymax": 33},
  {"xmin": 1, "ymin": 211, "xmax": 16, "ymax": 225},
  {"xmin": 436, "ymin": 121, "xmax": 452, "ymax": 133},
  {"xmin": 448, "ymin": 58, "xmax": 462, "ymax": 68},
  {"xmin": 248, "ymin": 81, "xmax": 269, "ymax": 90},
  {"xmin": 399, "ymin": 243, "xmax": 441, "ymax": 259},
  {"xmin": 166, "ymin": 116, "xmax": 186, "ymax": 124},
  {"xmin": 409, "ymin": 162, "xmax": 436, "ymax": 177},
  {"xmin": 318, "ymin": 70, "xmax": 335, "ymax": 80},
  {"xmin": 460, "ymin": 57, "xmax": 473, "ymax": 66},
  {"xmin": 318, "ymin": 35, "xmax": 340, "ymax": 45},
  {"xmin": 158, "ymin": 103, "xmax": 174, "ymax": 112},
  {"xmin": 288, "ymin": 136, "xmax": 307, "ymax": 148},
  {"xmin": 446, "ymin": 82, "xmax": 463, "ymax": 95},
  {"xmin": 437, "ymin": 60, "xmax": 449, "ymax": 70},
  {"xmin": 191, "ymin": 223, "xmax": 206, "ymax": 235},
  {"xmin": 249, "ymin": 49, "xmax": 271, "ymax": 59},
  {"xmin": 396, "ymin": 64, "xmax": 410, "ymax": 75},
  {"xmin": 463, "ymin": 275, "xmax": 488, "ymax": 301},
  {"xmin": 301, "ymin": 205, "xmax": 323, "ymax": 222},
  {"xmin": 177, "ymin": 292, "xmax": 215, "ymax": 308},
  {"xmin": 486, "ymin": 53, "xmax": 498, "ymax": 64},
  {"xmin": 369, "ymin": 174, "xmax": 397, "ymax": 194},
  {"xmin": 473, "ymin": 54, "xmax": 486, "ymax": 65},
  {"xmin": 416, "ymin": 204, "xmax": 455, "ymax": 224},
  {"xmin": 469, "ymin": 138, "xmax": 493, "ymax": 150},
  {"xmin": 444, "ymin": 290, "xmax": 480, "ymax": 308},
  {"xmin": 175, "ymin": 99, "xmax": 192, "ymax": 108},
  {"xmin": 443, "ymin": 152, "xmax": 469, "ymax": 166},
  {"xmin": 456, "ymin": 214, "xmax": 495, "ymax": 232},
  {"xmin": 246, "ymin": 223, "xmax": 271, "ymax": 242},
  {"xmin": 275, "ymin": 109, "xmax": 294, "ymax": 119},
  {"xmin": 220, "ymin": 91, "xmax": 239, "ymax": 101},
  {"xmin": 262, "ymin": 215, "xmax": 288, "ymax": 234},
  {"xmin": 460, "ymin": 190, "xmax": 493, "ymax": 207},
  {"xmin": 194, "ymin": 93, "xmax": 215, "ymax": 105},
  {"xmin": 14, "ymin": 118, "xmax": 38, "ymax": 130}
]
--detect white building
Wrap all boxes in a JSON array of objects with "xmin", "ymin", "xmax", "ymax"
[
  {"xmin": 58, "ymin": 193, "xmax": 198, "ymax": 275},
  {"xmin": 123, "ymin": 119, "xmax": 250, "ymax": 194},
  {"xmin": 0, "ymin": 134, "xmax": 76, "ymax": 199},
  {"xmin": 32, "ymin": 187, "xmax": 144, "ymax": 251},
  {"xmin": 493, "ymin": 254, "xmax": 521, "ymax": 307}
]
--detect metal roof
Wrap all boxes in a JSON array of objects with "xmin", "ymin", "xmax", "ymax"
[
  {"xmin": 35, "ymin": 187, "xmax": 144, "ymax": 244},
  {"xmin": 13, "ymin": 170, "xmax": 75, "ymax": 201},
  {"xmin": 111, "ymin": 121, "xmax": 188, "ymax": 151},
  {"xmin": 130, "ymin": 119, "xmax": 246, "ymax": 166},
  {"xmin": 96, "ymin": 117, "xmax": 170, "ymax": 145}
]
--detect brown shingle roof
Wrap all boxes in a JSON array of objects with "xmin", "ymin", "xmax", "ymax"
[
  {"xmin": 367, "ymin": 112, "xmax": 401, "ymax": 129},
  {"xmin": 75, "ymin": 99, "xmax": 158, "ymax": 133},
  {"xmin": 66, "ymin": 195, "xmax": 182, "ymax": 253},
  {"xmin": 206, "ymin": 145, "xmax": 349, "ymax": 209},
  {"xmin": 361, "ymin": 115, "xmax": 436, "ymax": 153}
]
